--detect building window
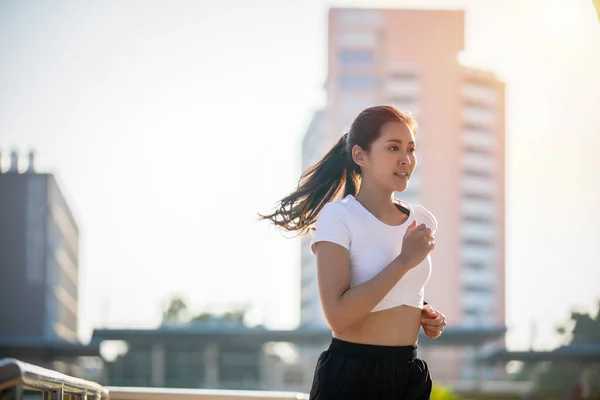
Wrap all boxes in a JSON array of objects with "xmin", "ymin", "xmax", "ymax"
[
  {"xmin": 464, "ymin": 192, "xmax": 494, "ymax": 201},
  {"xmin": 464, "ymin": 215, "xmax": 493, "ymax": 224},
  {"xmin": 464, "ymin": 167, "xmax": 492, "ymax": 179},
  {"xmin": 384, "ymin": 78, "xmax": 420, "ymax": 98},
  {"xmin": 464, "ymin": 145, "xmax": 491, "ymax": 156},
  {"xmin": 464, "ymin": 284, "xmax": 493, "ymax": 294},
  {"xmin": 464, "ymin": 262, "xmax": 486, "ymax": 270},
  {"xmin": 464, "ymin": 238, "xmax": 493, "ymax": 248},
  {"xmin": 339, "ymin": 49, "xmax": 375, "ymax": 66},
  {"xmin": 462, "ymin": 83, "xmax": 497, "ymax": 106},
  {"xmin": 390, "ymin": 71, "xmax": 417, "ymax": 80},
  {"xmin": 339, "ymin": 74, "xmax": 379, "ymax": 90},
  {"xmin": 463, "ymin": 107, "xmax": 495, "ymax": 129},
  {"xmin": 464, "ymin": 307, "xmax": 480, "ymax": 316},
  {"xmin": 338, "ymin": 32, "xmax": 377, "ymax": 47},
  {"xmin": 340, "ymin": 96, "xmax": 377, "ymax": 114},
  {"xmin": 338, "ymin": 10, "xmax": 384, "ymax": 26}
]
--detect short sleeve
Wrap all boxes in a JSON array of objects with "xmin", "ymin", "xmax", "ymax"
[
  {"xmin": 414, "ymin": 205, "xmax": 438, "ymax": 234},
  {"xmin": 311, "ymin": 202, "xmax": 351, "ymax": 254}
]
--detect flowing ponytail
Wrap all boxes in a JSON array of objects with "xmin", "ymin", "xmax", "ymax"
[
  {"xmin": 259, "ymin": 105, "xmax": 417, "ymax": 235},
  {"xmin": 259, "ymin": 133, "xmax": 359, "ymax": 235}
]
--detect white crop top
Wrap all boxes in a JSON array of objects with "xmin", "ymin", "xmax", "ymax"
[{"xmin": 311, "ymin": 194, "xmax": 437, "ymax": 312}]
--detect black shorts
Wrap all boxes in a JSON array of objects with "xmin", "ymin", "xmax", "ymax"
[{"xmin": 309, "ymin": 338, "xmax": 432, "ymax": 400}]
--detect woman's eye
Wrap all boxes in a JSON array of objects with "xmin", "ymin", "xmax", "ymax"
[
  {"xmin": 390, "ymin": 146, "xmax": 399, "ymax": 151},
  {"xmin": 409, "ymin": 148, "xmax": 416, "ymax": 153}
]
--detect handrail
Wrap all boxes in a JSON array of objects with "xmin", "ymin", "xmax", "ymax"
[
  {"xmin": 107, "ymin": 387, "xmax": 309, "ymax": 400},
  {"xmin": 0, "ymin": 358, "xmax": 310, "ymax": 400},
  {"xmin": 0, "ymin": 358, "xmax": 109, "ymax": 399}
]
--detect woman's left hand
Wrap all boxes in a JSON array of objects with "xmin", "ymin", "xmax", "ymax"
[{"xmin": 420, "ymin": 304, "xmax": 447, "ymax": 339}]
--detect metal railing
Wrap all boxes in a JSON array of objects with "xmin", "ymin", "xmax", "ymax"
[
  {"xmin": 0, "ymin": 358, "xmax": 109, "ymax": 399},
  {"xmin": 107, "ymin": 387, "xmax": 309, "ymax": 400},
  {"xmin": 0, "ymin": 359, "xmax": 309, "ymax": 400}
]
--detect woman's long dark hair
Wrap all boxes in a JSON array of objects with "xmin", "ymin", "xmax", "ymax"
[{"xmin": 259, "ymin": 105, "xmax": 418, "ymax": 235}]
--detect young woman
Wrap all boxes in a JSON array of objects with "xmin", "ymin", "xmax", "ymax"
[{"xmin": 260, "ymin": 105, "xmax": 447, "ymax": 399}]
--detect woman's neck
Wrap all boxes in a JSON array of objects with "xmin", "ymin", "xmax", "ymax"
[{"xmin": 354, "ymin": 182, "xmax": 400, "ymax": 222}]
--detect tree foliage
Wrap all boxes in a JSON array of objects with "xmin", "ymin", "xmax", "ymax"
[
  {"xmin": 161, "ymin": 296, "xmax": 189, "ymax": 325},
  {"xmin": 513, "ymin": 301, "xmax": 600, "ymax": 393},
  {"xmin": 161, "ymin": 296, "xmax": 248, "ymax": 326}
]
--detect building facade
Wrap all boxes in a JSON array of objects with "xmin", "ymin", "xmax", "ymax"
[
  {"xmin": 0, "ymin": 151, "xmax": 81, "ymax": 373},
  {"xmin": 299, "ymin": 8, "xmax": 506, "ymax": 381}
]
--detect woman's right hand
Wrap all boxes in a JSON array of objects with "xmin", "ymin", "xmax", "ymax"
[{"xmin": 398, "ymin": 220, "xmax": 436, "ymax": 269}]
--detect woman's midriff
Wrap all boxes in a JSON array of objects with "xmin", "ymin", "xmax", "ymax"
[{"xmin": 333, "ymin": 305, "xmax": 423, "ymax": 346}]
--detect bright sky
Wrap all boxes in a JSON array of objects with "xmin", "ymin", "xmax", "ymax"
[{"xmin": 1, "ymin": 0, "xmax": 599, "ymax": 352}]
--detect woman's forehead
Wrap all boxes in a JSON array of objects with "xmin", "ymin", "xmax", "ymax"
[{"xmin": 378, "ymin": 121, "xmax": 415, "ymax": 141}]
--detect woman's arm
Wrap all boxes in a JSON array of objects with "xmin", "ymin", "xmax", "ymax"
[{"xmin": 315, "ymin": 241, "xmax": 413, "ymax": 334}]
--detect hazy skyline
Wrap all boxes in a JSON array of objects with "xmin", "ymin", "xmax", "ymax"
[{"xmin": 1, "ymin": 0, "xmax": 599, "ymax": 352}]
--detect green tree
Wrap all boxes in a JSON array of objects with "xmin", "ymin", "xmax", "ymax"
[
  {"xmin": 161, "ymin": 296, "xmax": 248, "ymax": 326},
  {"xmin": 161, "ymin": 296, "xmax": 189, "ymax": 325},
  {"xmin": 189, "ymin": 307, "xmax": 247, "ymax": 326},
  {"xmin": 513, "ymin": 301, "xmax": 600, "ymax": 392}
]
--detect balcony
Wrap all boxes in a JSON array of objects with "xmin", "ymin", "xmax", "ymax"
[
  {"xmin": 461, "ymin": 222, "xmax": 496, "ymax": 242},
  {"xmin": 462, "ymin": 246, "xmax": 494, "ymax": 263},
  {"xmin": 462, "ymin": 129, "xmax": 496, "ymax": 151},
  {"xmin": 461, "ymin": 84, "xmax": 497, "ymax": 106},
  {"xmin": 462, "ymin": 176, "xmax": 496, "ymax": 197},
  {"xmin": 462, "ymin": 268, "xmax": 495, "ymax": 287},
  {"xmin": 461, "ymin": 291, "xmax": 496, "ymax": 312},
  {"xmin": 462, "ymin": 152, "xmax": 495, "ymax": 174},
  {"xmin": 383, "ymin": 80, "xmax": 420, "ymax": 98},
  {"xmin": 462, "ymin": 107, "xmax": 495, "ymax": 129},
  {"xmin": 461, "ymin": 198, "xmax": 496, "ymax": 217}
]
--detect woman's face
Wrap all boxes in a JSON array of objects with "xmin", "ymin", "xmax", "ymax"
[{"xmin": 354, "ymin": 121, "xmax": 417, "ymax": 193}]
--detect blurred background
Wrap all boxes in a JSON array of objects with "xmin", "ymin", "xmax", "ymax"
[{"xmin": 1, "ymin": 0, "xmax": 599, "ymax": 398}]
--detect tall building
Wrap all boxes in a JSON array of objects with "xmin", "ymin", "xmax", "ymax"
[
  {"xmin": 0, "ymin": 151, "xmax": 83, "ymax": 373},
  {"xmin": 300, "ymin": 8, "xmax": 506, "ymax": 381},
  {"xmin": 299, "ymin": 110, "xmax": 326, "ymax": 327}
]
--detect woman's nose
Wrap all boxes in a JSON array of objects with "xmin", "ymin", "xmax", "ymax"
[{"xmin": 398, "ymin": 155, "xmax": 411, "ymax": 165}]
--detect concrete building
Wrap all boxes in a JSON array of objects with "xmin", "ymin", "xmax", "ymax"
[
  {"xmin": 0, "ymin": 151, "xmax": 89, "ymax": 374},
  {"xmin": 92, "ymin": 325, "xmax": 504, "ymax": 391},
  {"xmin": 300, "ymin": 8, "xmax": 506, "ymax": 382}
]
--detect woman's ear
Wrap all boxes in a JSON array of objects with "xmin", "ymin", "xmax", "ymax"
[{"xmin": 352, "ymin": 145, "xmax": 367, "ymax": 168}]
